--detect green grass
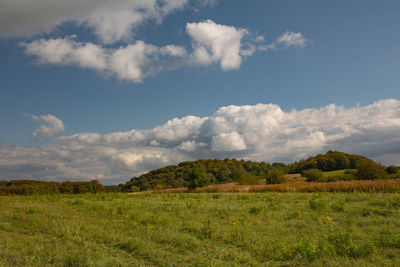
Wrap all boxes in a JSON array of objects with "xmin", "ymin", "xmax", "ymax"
[
  {"xmin": 322, "ymin": 169, "xmax": 351, "ymax": 176},
  {"xmin": 1, "ymin": 193, "xmax": 400, "ymax": 266}
]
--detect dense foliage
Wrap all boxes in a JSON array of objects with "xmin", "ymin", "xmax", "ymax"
[
  {"xmin": 119, "ymin": 159, "xmax": 283, "ymax": 191},
  {"xmin": 289, "ymin": 151, "xmax": 375, "ymax": 173},
  {"xmin": 0, "ymin": 180, "xmax": 105, "ymax": 195}
]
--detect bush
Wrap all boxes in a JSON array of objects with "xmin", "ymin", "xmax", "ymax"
[
  {"xmin": 355, "ymin": 160, "xmax": 387, "ymax": 180},
  {"xmin": 302, "ymin": 169, "xmax": 323, "ymax": 182},
  {"xmin": 387, "ymin": 166, "xmax": 399, "ymax": 174},
  {"xmin": 266, "ymin": 169, "xmax": 286, "ymax": 184},
  {"xmin": 130, "ymin": 186, "xmax": 140, "ymax": 192}
]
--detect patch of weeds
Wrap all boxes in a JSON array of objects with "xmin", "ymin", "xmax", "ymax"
[
  {"xmin": 295, "ymin": 240, "xmax": 317, "ymax": 262},
  {"xmin": 61, "ymin": 252, "xmax": 89, "ymax": 267},
  {"xmin": 249, "ymin": 206, "xmax": 265, "ymax": 215},
  {"xmin": 368, "ymin": 200, "xmax": 388, "ymax": 208},
  {"xmin": 309, "ymin": 195, "xmax": 326, "ymax": 210},
  {"xmin": 331, "ymin": 200, "xmax": 346, "ymax": 212},
  {"xmin": 24, "ymin": 207, "xmax": 40, "ymax": 214},
  {"xmin": 236, "ymin": 194, "xmax": 250, "ymax": 201},
  {"xmin": 286, "ymin": 210, "xmax": 301, "ymax": 220},
  {"xmin": 212, "ymin": 194, "xmax": 221, "ymax": 199},
  {"xmin": 327, "ymin": 231, "xmax": 375, "ymax": 258},
  {"xmin": 185, "ymin": 200, "xmax": 196, "ymax": 209},
  {"xmin": 200, "ymin": 219, "xmax": 214, "ymax": 239},
  {"xmin": 361, "ymin": 207, "xmax": 393, "ymax": 217},
  {"xmin": 68, "ymin": 199, "xmax": 84, "ymax": 206},
  {"xmin": 378, "ymin": 230, "xmax": 400, "ymax": 248}
]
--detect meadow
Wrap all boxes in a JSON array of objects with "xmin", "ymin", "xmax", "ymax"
[{"xmin": 1, "ymin": 192, "xmax": 400, "ymax": 266}]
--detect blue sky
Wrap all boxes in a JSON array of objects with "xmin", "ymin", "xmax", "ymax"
[{"xmin": 1, "ymin": 0, "xmax": 400, "ymax": 184}]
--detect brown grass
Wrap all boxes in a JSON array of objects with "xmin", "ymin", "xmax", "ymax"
[{"xmin": 128, "ymin": 178, "xmax": 400, "ymax": 194}]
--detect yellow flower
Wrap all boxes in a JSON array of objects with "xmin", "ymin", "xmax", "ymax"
[{"xmin": 326, "ymin": 216, "xmax": 332, "ymax": 222}]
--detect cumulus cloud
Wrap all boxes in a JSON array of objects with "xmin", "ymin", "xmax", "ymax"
[
  {"xmin": 211, "ymin": 132, "xmax": 247, "ymax": 152},
  {"xmin": 22, "ymin": 37, "xmax": 187, "ymax": 82},
  {"xmin": 186, "ymin": 20, "xmax": 249, "ymax": 70},
  {"xmin": 0, "ymin": 0, "xmax": 188, "ymax": 44},
  {"xmin": 28, "ymin": 114, "xmax": 65, "ymax": 140},
  {"xmin": 2, "ymin": 99, "xmax": 400, "ymax": 184}
]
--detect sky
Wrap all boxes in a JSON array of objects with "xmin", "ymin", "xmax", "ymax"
[{"xmin": 0, "ymin": 0, "xmax": 400, "ymax": 185}]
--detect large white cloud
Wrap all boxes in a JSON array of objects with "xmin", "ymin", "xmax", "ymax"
[
  {"xmin": 1, "ymin": 99, "xmax": 400, "ymax": 184},
  {"xmin": 0, "ymin": 0, "xmax": 188, "ymax": 44}
]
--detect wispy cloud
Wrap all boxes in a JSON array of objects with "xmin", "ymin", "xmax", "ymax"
[
  {"xmin": 26, "ymin": 114, "xmax": 65, "ymax": 141},
  {"xmin": 259, "ymin": 31, "xmax": 309, "ymax": 51},
  {"xmin": 3, "ymin": 99, "xmax": 400, "ymax": 184}
]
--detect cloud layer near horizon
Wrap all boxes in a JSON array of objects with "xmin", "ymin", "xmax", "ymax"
[{"xmin": 1, "ymin": 99, "xmax": 400, "ymax": 184}]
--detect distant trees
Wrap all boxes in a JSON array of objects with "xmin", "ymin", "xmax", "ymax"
[{"xmin": 0, "ymin": 180, "xmax": 105, "ymax": 196}]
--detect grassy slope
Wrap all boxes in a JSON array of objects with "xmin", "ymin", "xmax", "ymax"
[{"xmin": 1, "ymin": 193, "xmax": 400, "ymax": 266}]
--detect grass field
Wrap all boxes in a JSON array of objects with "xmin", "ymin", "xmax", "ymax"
[{"xmin": 1, "ymin": 192, "xmax": 400, "ymax": 266}]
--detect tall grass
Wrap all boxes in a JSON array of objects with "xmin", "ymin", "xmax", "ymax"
[{"xmin": 1, "ymin": 192, "xmax": 400, "ymax": 266}]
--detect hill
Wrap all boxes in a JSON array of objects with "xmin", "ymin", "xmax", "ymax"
[{"xmin": 116, "ymin": 151, "xmax": 392, "ymax": 192}]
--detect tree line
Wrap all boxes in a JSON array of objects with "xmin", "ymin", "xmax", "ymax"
[{"xmin": 0, "ymin": 180, "xmax": 105, "ymax": 195}]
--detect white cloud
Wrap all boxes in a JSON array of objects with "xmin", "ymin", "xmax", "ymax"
[
  {"xmin": 22, "ymin": 37, "xmax": 108, "ymax": 71},
  {"xmin": 3, "ymin": 99, "xmax": 400, "ymax": 184},
  {"xmin": 259, "ymin": 31, "xmax": 308, "ymax": 51},
  {"xmin": 28, "ymin": 114, "xmax": 65, "ymax": 140},
  {"xmin": 0, "ymin": 0, "xmax": 188, "ymax": 44},
  {"xmin": 186, "ymin": 20, "xmax": 248, "ymax": 70},
  {"xmin": 276, "ymin": 31, "xmax": 308, "ymax": 48},
  {"xmin": 22, "ymin": 38, "xmax": 187, "ymax": 82},
  {"xmin": 211, "ymin": 132, "xmax": 247, "ymax": 152}
]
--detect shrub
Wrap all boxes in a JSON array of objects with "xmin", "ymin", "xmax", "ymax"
[
  {"xmin": 355, "ymin": 160, "xmax": 387, "ymax": 180},
  {"xmin": 302, "ymin": 169, "xmax": 323, "ymax": 182},
  {"xmin": 130, "ymin": 186, "xmax": 140, "ymax": 192},
  {"xmin": 154, "ymin": 184, "xmax": 164, "ymax": 190},
  {"xmin": 265, "ymin": 169, "xmax": 286, "ymax": 184},
  {"xmin": 387, "ymin": 166, "xmax": 399, "ymax": 174}
]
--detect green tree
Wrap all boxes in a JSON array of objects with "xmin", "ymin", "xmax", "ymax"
[
  {"xmin": 188, "ymin": 163, "xmax": 210, "ymax": 190},
  {"xmin": 266, "ymin": 169, "xmax": 286, "ymax": 184}
]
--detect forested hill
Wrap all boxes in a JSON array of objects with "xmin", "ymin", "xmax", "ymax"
[
  {"xmin": 289, "ymin": 150, "xmax": 377, "ymax": 173},
  {"xmin": 118, "ymin": 159, "xmax": 285, "ymax": 192},
  {"xmin": 117, "ymin": 151, "xmax": 384, "ymax": 192}
]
